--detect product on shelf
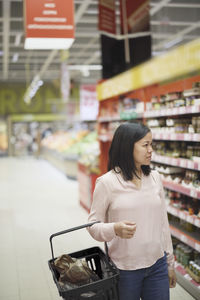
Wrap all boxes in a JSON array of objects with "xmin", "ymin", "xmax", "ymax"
[
  {"xmin": 152, "ymin": 141, "xmax": 200, "ymax": 162},
  {"xmin": 172, "ymin": 237, "xmax": 200, "ymax": 283},
  {"xmin": 158, "ymin": 168, "xmax": 200, "ymax": 192},
  {"xmin": 42, "ymin": 129, "xmax": 100, "ymax": 173},
  {"xmin": 146, "ymin": 81, "xmax": 200, "ymax": 112}
]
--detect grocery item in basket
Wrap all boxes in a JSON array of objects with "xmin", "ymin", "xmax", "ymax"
[{"xmin": 54, "ymin": 254, "xmax": 99, "ymax": 286}]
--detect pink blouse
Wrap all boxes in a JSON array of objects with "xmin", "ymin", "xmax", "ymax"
[{"xmin": 88, "ymin": 169, "xmax": 175, "ymax": 271}]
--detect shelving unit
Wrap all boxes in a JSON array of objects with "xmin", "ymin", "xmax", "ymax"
[
  {"xmin": 96, "ymin": 39, "xmax": 200, "ymax": 298},
  {"xmin": 152, "ymin": 132, "xmax": 200, "ymax": 142},
  {"xmin": 175, "ymin": 261, "xmax": 200, "ymax": 300},
  {"xmin": 168, "ymin": 206, "xmax": 200, "ymax": 228},
  {"xmin": 144, "ymin": 105, "xmax": 200, "ymax": 118},
  {"xmin": 170, "ymin": 224, "xmax": 200, "ymax": 252},
  {"xmin": 143, "ymin": 77, "xmax": 200, "ymax": 299},
  {"xmin": 162, "ymin": 180, "xmax": 200, "ymax": 199},
  {"xmin": 152, "ymin": 154, "xmax": 200, "ymax": 171}
]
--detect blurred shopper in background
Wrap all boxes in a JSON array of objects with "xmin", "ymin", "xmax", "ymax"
[{"xmin": 88, "ymin": 122, "xmax": 176, "ymax": 300}]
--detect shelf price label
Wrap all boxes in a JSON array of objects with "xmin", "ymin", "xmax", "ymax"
[
  {"xmin": 171, "ymin": 158, "xmax": 177, "ymax": 165},
  {"xmin": 194, "ymin": 219, "xmax": 200, "ymax": 228},
  {"xmin": 172, "ymin": 208, "xmax": 178, "ymax": 216},
  {"xmin": 195, "ymin": 243, "xmax": 200, "ymax": 252},
  {"xmin": 180, "ymin": 159, "xmax": 187, "ymax": 168},
  {"xmin": 179, "ymin": 106, "xmax": 186, "ymax": 114},
  {"xmin": 154, "ymin": 133, "xmax": 160, "ymax": 139},
  {"xmin": 172, "ymin": 108, "xmax": 178, "ymax": 115},
  {"xmin": 184, "ymin": 273, "xmax": 192, "ymax": 281},
  {"xmin": 180, "ymin": 234, "xmax": 187, "ymax": 243},
  {"xmin": 194, "ymin": 218, "xmax": 200, "ymax": 228},
  {"xmin": 167, "ymin": 109, "xmax": 171, "ymax": 115},
  {"xmin": 186, "ymin": 215, "xmax": 193, "ymax": 224},
  {"xmin": 163, "ymin": 156, "xmax": 168, "ymax": 164},
  {"xmin": 179, "ymin": 211, "xmax": 186, "ymax": 220},
  {"xmin": 193, "ymin": 133, "xmax": 200, "ymax": 142},
  {"xmin": 171, "ymin": 133, "xmax": 176, "ymax": 140},
  {"xmin": 191, "ymin": 105, "xmax": 199, "ymax": 113},
  {"xmin": 187, "ymin": 160, "xmax": 194, "ymax": 169},
  {"xmin": 190, "ymin": 189, "xmax": 198, "ymax": 198},
  {"xmin": 184, "ymin": 133, "xmax": 191, "ymax": 141}
]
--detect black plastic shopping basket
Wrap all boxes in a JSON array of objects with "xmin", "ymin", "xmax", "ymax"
[{"xmin": 48, "ymin": 221, "xmax": 120, "ymax": 300}]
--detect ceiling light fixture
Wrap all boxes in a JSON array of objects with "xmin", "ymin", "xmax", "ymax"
[
  {"xmin": 15, "ymin": 33, "xmax": 22, "ymax": 46},
  {"xmin": 82, "ymin": 68, "xmax": 90, "ymax": 77},
  {"xmin": 68, "ymin": 65, "xmax": 102, "ymax": 70},
  {"xmin": 12, "ymin": 53, "xmax": 19, "ymax": 63},
  {"xmin": 24, "ymin": 38, "xmax": 74, "ymax": 50},
  {"xmin": 164, "ymin": 37, "xmax": 183, "ymax": 49},
  {"xmin": 24, "ymin": 76, "xmax": 44, "ymax": 104}
]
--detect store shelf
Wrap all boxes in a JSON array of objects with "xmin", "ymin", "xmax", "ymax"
[
  {"xmin": 144, "ymin": 105, "xmax": 200, "ymax": 118},
  {"xmin": 78, "ymin": 163, "xmax": 98, "ymax": 213},
  {"xmin": 98, "ymin": 116, "xmax": 120, "ymax": 122},
  {"xmin": 152, "ymin": 132, "xmax": 200, "ymax": 142},
  {"xmin": 152, "ymin": 154, "xmax": 200, "ymax": 171},
  {"xmin": 167, "ymin": 205, "xmax": 200, "ymax": 228},
  {"xmin": 170, "ymin": 224, "xmax": 200, "ymax": 252},
  {"xmin": 162, "ymin": 179, "xmax": 200, "ymax": 199},
  {"xmin": 175, "ymin": 261, "xmax": 200, "ymax": 300},
  {"xmin": 99, "ymin": 133, "xmax": 113, "ymax": 142},
  {"xmin": 98, "ymin": 113, "xmax": 143, "ymax": 123},
  {"xmin": 41, "ymin": 147, "xmax": 78, "ymax": 179}
]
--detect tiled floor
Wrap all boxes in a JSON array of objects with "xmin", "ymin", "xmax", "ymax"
[{"xmin": 0, "ymin": 157, "xmax": 196, "ymax": 300}]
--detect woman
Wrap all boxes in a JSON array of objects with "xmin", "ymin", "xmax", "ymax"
[{"xmin": 88, "ymin": 122, "xmax": 176, "ymax": 300}]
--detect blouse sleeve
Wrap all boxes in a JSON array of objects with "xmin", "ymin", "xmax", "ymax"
[
  {"xmin": 87, "ymin": 177, "xmax": 116, "ymax": 242},
  {"xmin": 158, "ymin": 173, "xmax": 175, "ymax": 270}
]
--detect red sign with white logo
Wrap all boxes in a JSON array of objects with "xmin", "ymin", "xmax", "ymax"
[
  {"xmin": 98, "ymin": 0, "xmax": 116, "ymax": 34},
  {"xmin": 120, "ymin": 0, "xmax": 150, "ymax": 33},
  {"xmin": 24, "ymin": 0, "xmax": 74, "ymax": 48}
]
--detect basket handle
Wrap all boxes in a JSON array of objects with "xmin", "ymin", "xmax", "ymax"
[{"xmin": 49, "ymin": 221, "xmax": 100, "ymax": 261}]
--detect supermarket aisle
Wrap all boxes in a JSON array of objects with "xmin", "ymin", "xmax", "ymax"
[{"xmin": 0, "ymin": 157, "xmax": 196, "ymax": 300}]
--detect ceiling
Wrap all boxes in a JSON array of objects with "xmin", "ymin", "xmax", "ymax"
[{"xmin": 0, "ymin": 0, "xmax": 199, "ymax": 87}]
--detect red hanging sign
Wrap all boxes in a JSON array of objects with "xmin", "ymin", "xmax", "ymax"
[
  {"xmin": 98, "ymin": 0, "xmax": 116, "ymax": 34},
  {"xmin": 120, "ymin": 0, "xmax": 150, "ymax": 34},
  {"xmin": 24, "ymin": 0, "xmax": 75, "ymax": 49}
]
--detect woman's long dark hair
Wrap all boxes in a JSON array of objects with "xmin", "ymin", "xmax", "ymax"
[{"xmin": 108, "ymin": 122, "xmax": 151, "ymax": 181}]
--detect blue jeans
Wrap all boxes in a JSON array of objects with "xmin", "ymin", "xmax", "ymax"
[{"xmin": 118, "ymin": 254, "xmax": 169, "ymax": 300}]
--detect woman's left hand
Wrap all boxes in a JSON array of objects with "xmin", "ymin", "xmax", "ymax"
[{"xmin": 168, "ymin": 269, "xmax": 176, "ymax": 288}]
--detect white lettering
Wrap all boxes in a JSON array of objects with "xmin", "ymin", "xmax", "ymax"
[
  {"xmin": 43, "ymin": 10, "xmax": 57, "ymax": 15},
  {"xmin": 44, "ymin": 3, "xmax": 56, "ymax": 8},
  {"xmin": 28, "ymin": 24, "xmax": 73, "ymax": 30},
  {"xmin": 34, "ymin": 17, "xmax": 66, "ymax": 23}
]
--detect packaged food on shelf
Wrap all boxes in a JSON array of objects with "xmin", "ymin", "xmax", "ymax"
[{"xmin": 173, "ymin": 238, "xmax": 200, "ymax": 284}]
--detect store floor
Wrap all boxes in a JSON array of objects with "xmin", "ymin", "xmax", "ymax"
[{"xmin": 0, "ymin": 157, "xmax": 196, "ymax": 300}]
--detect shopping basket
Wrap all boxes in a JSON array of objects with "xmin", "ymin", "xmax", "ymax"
[{"xmin": 48, "ymin": 221, "xmax": 120, "ymax": 300}]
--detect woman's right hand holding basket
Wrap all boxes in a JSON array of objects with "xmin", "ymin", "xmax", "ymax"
[{"xmin": 114, "ymin": 221, "xmax": 136, "ymax": 239}]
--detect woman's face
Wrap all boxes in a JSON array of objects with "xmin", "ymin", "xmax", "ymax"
[{"xmin": 133, "ymin": 131, "xmax": 153, "ymax": 168}]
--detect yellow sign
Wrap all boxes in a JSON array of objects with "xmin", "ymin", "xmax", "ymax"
[
  {"xmin": 8, "ymin": 114, "xmax": 67, "ymax": 122},
  {"xmin": 97, "ymin": 38, "xmax": 200, "ymax": 101},
  {"xmin": 0, "ymin": 83, "xmax": 63, "ymax": 115}
]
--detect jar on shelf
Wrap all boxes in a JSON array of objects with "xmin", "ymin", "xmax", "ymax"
[
  {"xmin": 183, "ymin": 248, "xmax": 193, "ymax": 267},
  {"xmin": 175, "ymin": 244, "xmax": 181, "ymax": 262},
  {"xmin": 186, "ymin": 146, "xmax": 193, "ymax": 159}
]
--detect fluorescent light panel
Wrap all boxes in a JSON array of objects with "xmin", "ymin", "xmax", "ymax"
[
  {"xmin": 68, "ymin": 65, "xmax": 102, "ymax": 70},
  {"xmin": 12, "ymin": 53, "xmax": 19, "ymax": 62},
  {"xmin": 24, "ymin": 38, "xmax": 74, "ymax": 49}
]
